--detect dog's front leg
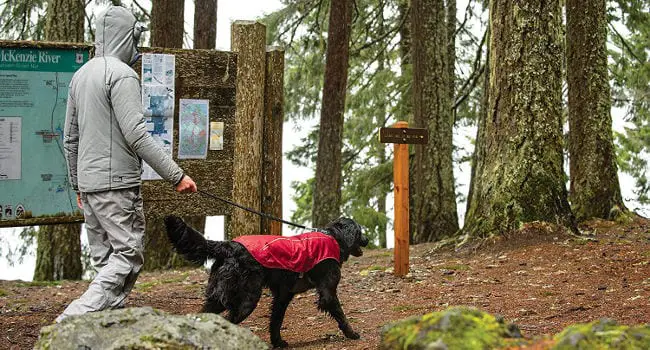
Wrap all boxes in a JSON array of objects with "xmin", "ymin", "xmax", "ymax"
[
  {"xmin": 316, "ymin": 287, "xmax": 360, "ymax": 340},
  {"xmin": 269, "ymin": 288, "xmax": 295, "ymax": 348}
]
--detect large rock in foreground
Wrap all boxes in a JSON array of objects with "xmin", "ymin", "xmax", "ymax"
[
  {"xmin": 35, "ymin": 307, "xmax": 268, "ymax": 350},
  {"xmin": 380, "ymin": 306, "xmax": 523, "ymax": 349}
]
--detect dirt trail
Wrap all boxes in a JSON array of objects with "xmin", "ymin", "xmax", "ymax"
[{"xmin": 1, "ymin": 217, "xmax": 649, "ymax": 349}]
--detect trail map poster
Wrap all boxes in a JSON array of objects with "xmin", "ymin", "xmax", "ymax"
[
  {"xmin": 141, "ymin": 53, "xmax": 175, "ymax": 180},
  {"xmin": 0, "ymin": 46, "xmax": 89, "ymax": 225},
  {"xmin": 178, "ymin": 99, "xmax": 209, "ymax": 159}
]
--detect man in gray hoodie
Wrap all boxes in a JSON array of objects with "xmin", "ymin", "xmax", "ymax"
[{"xmin": 57, "ymin": 5, "xmax": 197, "ymax": 322}]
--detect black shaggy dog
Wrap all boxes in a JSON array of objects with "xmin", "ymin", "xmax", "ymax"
[{"xmin": 164, "ymin": 215, "xmax": 369, "ymax": 348}]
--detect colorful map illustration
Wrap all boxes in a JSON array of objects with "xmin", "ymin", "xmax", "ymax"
[{"xmin": 178, "ymin": 99, "xmax": 209, "ymax": 159}]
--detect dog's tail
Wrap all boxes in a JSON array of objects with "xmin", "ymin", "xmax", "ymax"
[{"xmin": 164, "ymin": 215, "xmax": 230, "ymax": 265}]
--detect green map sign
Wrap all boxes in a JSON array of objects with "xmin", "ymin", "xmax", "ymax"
[{"xmin": 0, "ymin": 44, "xmax": 90, "ymax": 227}]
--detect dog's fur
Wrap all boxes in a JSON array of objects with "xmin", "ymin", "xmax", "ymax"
[{"xmin": 164, "ymin": 216, "xmax": 369, "ymax": 348}]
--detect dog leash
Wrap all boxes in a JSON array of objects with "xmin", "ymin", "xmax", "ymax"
[{"xmin": 196, "ymin": 188, "xmax": 316, "ymax": 231}]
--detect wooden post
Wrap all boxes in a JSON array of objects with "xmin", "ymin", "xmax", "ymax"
[
  {"xmin": 379, "ymin": 121, "xmax": 428, "ymax": 277},
  {"xmin": 261, "ymin": 47, "xmax": 285, "ymax": 236},
  {"xmin": 393, "ymin": 121, "xmax": 410, "ymax": 276},
  {"xmin": 230, "ymin": 21, "xmax": 266, "ymax": 237}
]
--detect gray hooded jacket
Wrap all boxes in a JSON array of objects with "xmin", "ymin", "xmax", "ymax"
[{"xmin": 64, "ymin": 6, "xmax": 183, "ymax": 193}]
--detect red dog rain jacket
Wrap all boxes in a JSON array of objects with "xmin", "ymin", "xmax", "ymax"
[{"xmin": 233, "ymin": 232, "xmax": 340, "ymax": 273}]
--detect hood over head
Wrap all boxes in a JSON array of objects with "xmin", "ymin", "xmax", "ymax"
[{"xmin": 95, "ymin": 6, "xmax": 146, "ymax": 65}]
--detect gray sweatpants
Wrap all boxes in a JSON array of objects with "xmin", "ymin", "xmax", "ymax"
[{"xmin": 56, "ymin": 187, "xmax": 145, "ymax": 322}]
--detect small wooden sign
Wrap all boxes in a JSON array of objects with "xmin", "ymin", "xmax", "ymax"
[{"xmin": 379, "ymin": 127, "xmax": 429, "ymax": 144}]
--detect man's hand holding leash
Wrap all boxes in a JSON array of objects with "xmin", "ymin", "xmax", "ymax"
[{"xmin": 176, "ymin": 175, "xmax": 198, "ymax": 193}]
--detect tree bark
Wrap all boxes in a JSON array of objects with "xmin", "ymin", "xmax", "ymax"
[
  {"xmin": 34, "ymin": 0, "xmax": 85, "ymax": 281},
  {"xmin": 312, "ymin": 0, "xmax": 353, "ymax": 228},
  {"xmin": 261, "ymin": 48, "xmax": 284, "ymax": 236},
  {"xmin": 193, "ymin": 0, "xmax": 217, "ymax": 49},
  {"xmin": 151, "ymin": 0, "xmax": 185, "ymax": 48},
  {"xmin": 44, "ymin": 0, "xmax": 84, "ymax": 42},
  {"xmin": 34, "ymin": 224, "xmax": 82, "ymax": 281},
  {"xmin": 411, "ymin": 0, "xmax": 459, "ymax": 243},
  {"xmin": 566, "ymin": 0, "xmax": 626, "ymax": 221},
  {"xmin": 229, "ymin": 21, "xmax": 267, "ymax": 237},
  {"xmin": 463, "ymin": 0, "xmax": 575, "ymax": 238}
]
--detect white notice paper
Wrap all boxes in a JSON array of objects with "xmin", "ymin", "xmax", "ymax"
[
  {"xmin": 0, "ymin": 117, "xmax": 21, "ymax": 180},
  {"xmin": 141, "ymin": 53, "xmax": 176, "ymax": 180}
]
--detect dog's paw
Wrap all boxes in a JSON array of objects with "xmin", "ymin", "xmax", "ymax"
[
  {"xmin": 344, "ymin": 330, "xmax": 360, "ymax": 340},
  {"xmin": 272, "ymin": 339, "xmax": 289, "ymax": 348}
]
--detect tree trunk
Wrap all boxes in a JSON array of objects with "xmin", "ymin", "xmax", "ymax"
[
  {"xmin": 193, "ymin": 0, "xmax": 217, "ymax": 49},
  {"xmin": 566, "ymin": 0, "xmax": 626, "ymax": 221},
  {"xmin": 151, "ymin": 0, "xmax": 185, "ymax": 48},
  {"xmin": 229, "ymin": 21, "xmax": 267, "ymax": 237},
  {"xmin": 34, "ymin": 224, "xmax": 82, "ymax": 281},
  {"xmin": 44, "ymin": 0, "xmax": 84, "ymax": 42},
  {"xmin": 463, "ymin": 0, "xmax": 575, "ymax": 238},
  {"xmin": 261, "ymin": 48, "xmax": 284, "ymax": 236},
  {"xmin": 312, "ymin": 0, "xmax": 353, "ymax": 228},
  {"xmin": 34, "ymin": 0, "xmax": 85, "ymax": 281},
  {"xmin": 411, "ymin": 0, "xmax": 459, "ymax": 243}
]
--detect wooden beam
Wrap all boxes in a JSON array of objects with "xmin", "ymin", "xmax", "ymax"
[
  {"xmin": 393, "ymin": 121, "xmax": 410, "ymax": 276},
  {"xmin": 261, "ymin": 47, "xmax": 285, "ymax": 235},
  {"xmin": 229, "ymin": 21, "xmax": 266, "ymax": 237}
]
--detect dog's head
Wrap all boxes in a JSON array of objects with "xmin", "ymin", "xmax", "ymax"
[{"xmin": 323, "ymin": 217, "xmax": 369, "ymax": 262}]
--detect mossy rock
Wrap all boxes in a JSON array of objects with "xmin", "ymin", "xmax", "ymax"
[
  {"xmin": 34, "ymin": 307, "xmax": 268, "ymax": 350},
  {"xmin": 552, "ymin": 318, "xmax": 650, "ymax": 349},
  {"xmin": 380, "ymin": 306, "xmax": 523, "ymax": 349}
]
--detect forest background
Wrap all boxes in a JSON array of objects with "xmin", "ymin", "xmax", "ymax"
[{"xmin": 0, "ymin": 0, "xmax": 648, "ymax": 281}]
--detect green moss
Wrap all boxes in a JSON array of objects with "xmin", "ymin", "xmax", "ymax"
[
  {"xmin": 381, "ymin": 306, "xmax": 522, "ymax": 349},
  {"xmin": 0, "ymin": 289, "xmax": 8, "ymax": 297},
  {"xmin": 392, "ymin": 305, "xmax": 420, "ymax": 312},
  {"xmin": 135, "ymin": 273, "xmax": 190, "ymax": 292},
  {"xmin": 137, "ymin": 334, "xmax": 195, "ymax": 349},
  {"xmin": 15, "ymin": 281, "xmax": 62, "ymax": 287},
  {"xmin": 553, "ymin": 319, "xmax": 650, "ymax": 349}
]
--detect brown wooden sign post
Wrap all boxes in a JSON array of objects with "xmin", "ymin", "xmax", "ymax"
[{"xmin": 380, "ymin": 121, "xmax": 428, "ymax": 277}]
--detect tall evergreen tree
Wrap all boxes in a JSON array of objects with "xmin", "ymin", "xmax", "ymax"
[
  {"xmin": 312, "ymin": 0, "xmax": 353, "ymax": 227},
  {"xmin": 566, "ymin": 0, "xmax": 626, "ymax": 221},
  {"xmin": 151, "ymin": 0, "xmax": 184, "ymax": 48},
  {"xmin": 34, "ymin": 0, "xmax": 85, "ymax": 281},
  {"xmin": 411, "ymin": 0, "xmax": 459, "ymax": 242},
  {"xmin": 463, "ymin": 0, "xmax": 575, "ymax": 238},
  {"xmin": 193, "ymin": 0, "xmax": 217, "ymax": 49}
]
